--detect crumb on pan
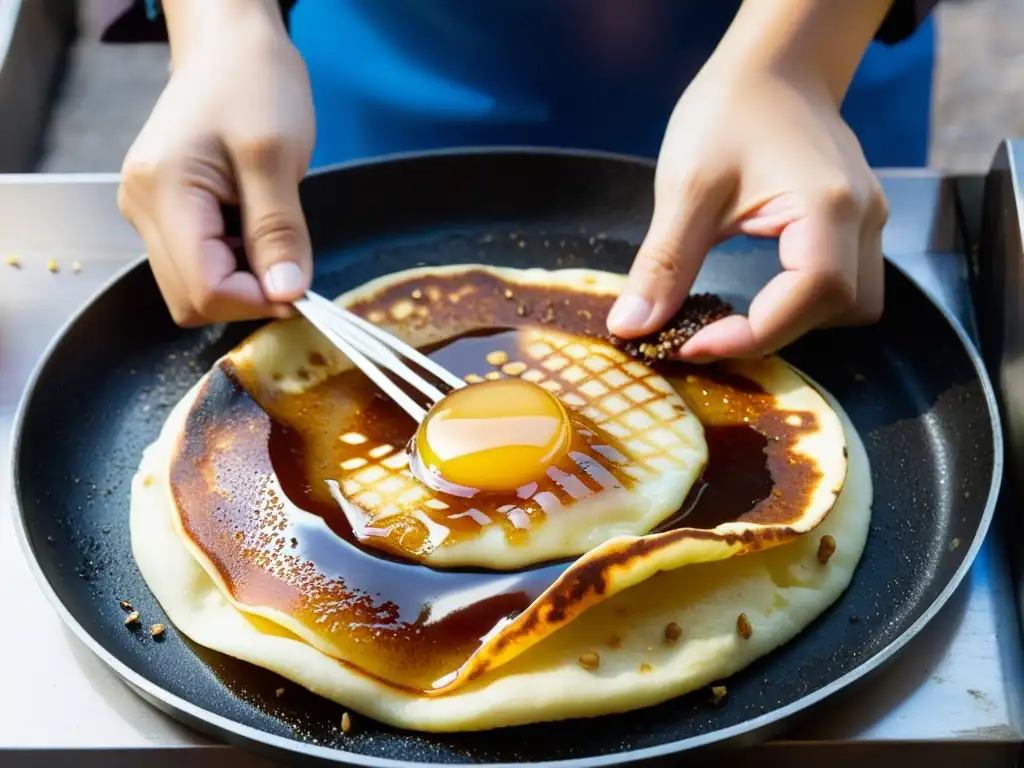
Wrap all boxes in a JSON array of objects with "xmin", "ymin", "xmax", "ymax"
[
  {"xmin": 119, "ymin": 600, "xmax": 133, "ymax": 611},
  {"xmin": 664, "ymin": 622, "xmax": 682, "ymax": 642},
  {"xmin": 275, "ymin": 687, "xmax": 285, "ymax": 698},
  {"xmin": 817, "ymin": 534, "xmax": 837, "ymax": 564},
  {"xmin": 578, "ymin": 651, "xmax": 600, "ymax": 671},
  {"xmin": 150, "ymin": 623, "xmax": 165, "ymax": 639},
  {"xmin": 124, "ymin": 611, "xmax": 140, "ymax": 627},
  {"xmin": 609, "ymin": 293, "xmax": 732, "ymax": 361},
  {"xmin": 341, "ymin": 711, "xmax": 353, "ymax": 734},
  {"xmin": 710, "ymin": 685, "xmax": 728, "ymax": 706},
  {"xmin": 736, "ymin": 613, "xmax": 752, "ymax": 639}
]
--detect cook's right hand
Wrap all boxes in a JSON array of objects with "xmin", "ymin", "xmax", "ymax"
[{"xmin": 118, "ymin": 10, "xmax": 316, "ymax": 327}]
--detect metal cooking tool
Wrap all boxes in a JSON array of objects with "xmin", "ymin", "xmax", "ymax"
[{"xmin": 10, "ymin": 150, "xmax": 1002, "ymax": 766}]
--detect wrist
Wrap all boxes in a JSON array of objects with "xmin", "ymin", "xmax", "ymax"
[
  {"xmin": 714, "ymin": 0, "xmax": 894, "ymax": 105},
  {"xmin": 164, "ymin": 0, "xmax": 289, "ymax": 69}
]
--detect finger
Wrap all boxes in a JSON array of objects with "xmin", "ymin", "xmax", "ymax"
[
  {"xmin": 156, "ymin": 179, "xmax": 291, "ymax": 323},
  {"xmin": 680, "ymin": 200, "xmax": 860, "ymax": 360},
  {"xmin": 826, "ymin": 207, "xmax": 886, "ymax": 328},
  {"xmin": 134, "ymin": 215, "xmax": 202, "ymax": 327},
  {"xmin": 607, "ymin": 171, "xmax": 733, "ymax": 338},
  {"xmin": 232, "ymin": 141, "xmax": 312, "ymax": 302}
]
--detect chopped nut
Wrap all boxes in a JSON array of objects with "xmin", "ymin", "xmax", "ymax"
[
  {"xmin": 486, "ymin": 350, "xmax": 509, "ymax": 366},
  {"xmin": 46, "ymin": 258, "xmax": 59, "ymax": 273},
  {"xmin": 664, "ymin": 622, "xmax": 682, "ymax": 642},
  {"xmin": 340, "ymin": 711, "xmax": 352, "ymax": 734},
  {"xmin": 71, "ymin": 260, "xmax": 82, "ymax": 273},
  {"xmin": 817, "ymin": 534, "xmax": 837, "ymax": 564},
  {"xmin": 577, "ymin": 309, "xmax": 592, "ymax": 321},
  {"xmin": 484, "ymin": 371, "xmax": 502, "ymax": 381},
  {"xmin": 710, "ymin": 685, "xmax": 728, "ymax": 706},
  {"xmin": 150, "ymin": 623, "xmax": 165, "ymax": 639},
  {"xmin": 119, "ymin": 600, "xmax": 133, "ymax": 611},
  {"xmin": 578, "ymin": 651, "xmax": 600, "ymax": 670},
  {"xmin": 464, "ymin": 373, "xmax": 484, "ymax": 384},
  {"xmin": 275, "ymin": 687, "xmax": 285, "ymax": 698},
  {"xmin": 736, "ymin": 613, "xmax": 752, "ymax": 639},
  {"xmin": 124, "ymin": 610, "xmax": 140, "ymax": 627},
  {"xmin": 609, "ymin": 293, "xmax": 732, "ymax": 361},
  {"xmin": 950, "ymin": 537, "xmax": 961, "ymax": 551},
  {"xmin": 502, "ymin": 361, "xmax": 527, "ymax": 376},
  {"xmin": 639, "ymin": 663, "xmax": 653, "ymax": 673},
  {"xmin": 411, "ymin": 289, "xmax": 423, "ymax": 300},
  {"xmin": 5, "ymin": 255, "xmax": 20, "ymax": 268}
]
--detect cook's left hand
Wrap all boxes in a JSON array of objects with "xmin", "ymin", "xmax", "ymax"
[{"xmin": 606, "ymin": 55, "xmax": 888, "ymax": 361}]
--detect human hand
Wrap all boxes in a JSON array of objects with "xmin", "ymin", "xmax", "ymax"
[
  {"xmin": 118, "ymin": 4, "xmax": 315, "ymax": 327},
  {"xmin": 606, "ymin": 52, "xmax": 888, "ymax": 360}
]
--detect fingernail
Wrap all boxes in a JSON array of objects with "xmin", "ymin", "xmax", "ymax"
[
  {"xmin": 607, "ymin": 294, "xmax": 652, "ymax": 335},
  {"xmin": 264, "ymin": 262, "xmax": 306, "ymax": 299}
]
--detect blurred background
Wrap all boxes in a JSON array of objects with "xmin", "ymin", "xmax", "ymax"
[{"xmin": 1, "ymin": 0, "xmax": 1021, "ymax": 175}]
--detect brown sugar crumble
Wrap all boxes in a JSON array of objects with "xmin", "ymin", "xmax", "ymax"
[
  {"xmin": 124, "ymin": 611, "xmax": 140, "ymax": 628},
  {"xmin": 150, "ymin": 624, "xmax": 165, "ymax": 639},
  {"xmin": 710, "ymin": 685, "xmax": 728, "ymax": 706},
  {"xmin": 817, "ymin": 534, "xmax": 837, "ymax": 564},
  {"xmin": 736, "ymin": 613, "xmax": 752, "ymax": 639},
  {"xmin": 609, "ymin": 293, "xmax": 732, "ymax": 362},
  {"xmin": 664, "ymin": 622, "xmax": 682, "ymax": 642},
  {"xmin": 340, "ymin": 711, "xmax": 353, "ymax": 734},
  {"xmin": 578, "ymin": 651, "xmax": 601, "ymax": 671}
]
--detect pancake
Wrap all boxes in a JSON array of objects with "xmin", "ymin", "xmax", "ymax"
[{"xmin": 130, "ymin": 265, "xmax": 870, "ymax": 730}]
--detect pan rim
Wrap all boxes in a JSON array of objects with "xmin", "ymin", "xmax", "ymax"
[{"xmin": 8, "ymin": 147, "xmax": 1004, "ymax": 767}]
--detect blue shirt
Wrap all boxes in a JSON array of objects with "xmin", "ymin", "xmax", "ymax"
[{"xmin": 288, "ymin": 1, "xmax": 934, "ymax": 170}]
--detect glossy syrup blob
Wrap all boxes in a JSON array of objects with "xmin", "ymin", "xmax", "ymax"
[{"xmin": 413, "ymin": 379, "xmax": 573, "ymax": 494}]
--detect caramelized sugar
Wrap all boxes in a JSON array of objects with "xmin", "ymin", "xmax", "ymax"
[{"xmin": 171, "ymin": 270, "xmax": 823, "ymax": 693}]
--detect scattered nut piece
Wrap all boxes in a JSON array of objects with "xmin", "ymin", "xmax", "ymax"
[
  {"xmin": 340, "ymin": 711, "xmax": 352, "ymax": 734},
  {"xmin": 578, "ymin": 651, "xmax": 600, "ymax": 671},
  {"xmin": 950, "ymin": 537, "xmax": 961, "ymax": 551},
  {"xmin": 486, "ymin": 350, "xmax": 509, "ymax": 366},
  {"xmin": 464, "ymin": 373, "xmax": 484, "ymax": 384},
  {"xmin": 639, "ymin": 663, "xmax": 653, "ymax": 674},
  {"xmin": 516, "ymin": 304, "xmax": 528, "ymax": 317},
  {"xmin": 484, "ymin": 371, "xmax": 502, "ymax": 381},
  {"xmin": 411, "ymin": 289, "xmax": 423, "ymax": 300},
  {"xmin": 124, "ymin": 610, "xmax": 140, "ymax": 627},
  {"xmin": 710, "ymin": 685, "xmax": 728, "ymax": 706},
  {"xmin": 5, "ymin": 255, "xmax": 20, "ymax": 268},
  {"xmin": 503, "ymin": 288, "xmax": 514, "ymax": 300},
  {"xmin": 817, "ymin": 534, "xmax": 837, "ymax": 565},
  {"xmin": 150, "ymin": 623, "xmax": 165, "ymax": 639},
  {"xmin": 736, "ymin": 613, "xmax": 752, "ymax": 639},
  {"xmin": 119, "ymin": 600, "xmax": 133, "ymax": 611},
  {"xmin": 71, "ymin": 260, "xmax": 82, "ymax": 273},
  {"xmin": 577, "ymin": 309, "xmax": 592, "ymax": 321},
  {"xmin": 275, "ymin": 687, "xmax": 285, "ymax": 698},
  {"xmin": 664, "ymin": 622, "xmax": 682, "ymax": 642},
  {"xmin": 501, "ymin": 361, "xmax": 527, "ymax": 376},
  {"xmin": 46, "ymin": 258, "xmax": 59, "ymax": 273}
]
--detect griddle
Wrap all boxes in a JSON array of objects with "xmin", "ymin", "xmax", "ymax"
[{"xmin": 9, "ymin": 150, "xmax": 1002, "ymax": 766}]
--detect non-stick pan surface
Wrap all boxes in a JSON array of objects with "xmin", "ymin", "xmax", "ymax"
[{"xmin": 12, "ymin": 150, "xmax": 1001, "ymax": 766}]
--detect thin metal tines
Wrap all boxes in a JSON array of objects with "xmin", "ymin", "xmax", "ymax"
[{"xmin": 293, "ymin": 290, "xmax": 465, "ymax": 423}]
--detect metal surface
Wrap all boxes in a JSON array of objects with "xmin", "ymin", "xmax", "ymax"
[{"xmin": 0, "ymin": 164, "xmax": 1019, "ymax": 767}]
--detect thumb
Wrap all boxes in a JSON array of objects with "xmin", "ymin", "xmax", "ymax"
[
  {"xmin": 607, "ymin": 174, "xmax": 730, "ymax": 338},
  {"xmin": 235, "ymin": 147, "xmax": 312, "ymax": 302}
]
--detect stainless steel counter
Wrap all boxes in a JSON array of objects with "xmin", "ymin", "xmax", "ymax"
[{"xmin": 1, "ymin": 172, "xmax": 1022, "ymax": 767}]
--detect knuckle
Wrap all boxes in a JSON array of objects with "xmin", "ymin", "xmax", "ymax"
[
  {"xmin": 120, "ymin": 156, "xmax": 160, "ymax": 197},
  {"xmin": 638, "ymin": 240, "xmax": 684, "ymax": 280},
  {"xmin": 247, "ymin": 209, "xmax": 303, "ymax": 252},
  {"xmin": 189, "ymin": 285, "xmax": 223, "ymax": 321},
  {"xmin": 867, "ymin": 185, "xmax": 891, "ymax": 229},
  {"xmin": 168, "ymin": 302, "xmax": 204, "ymax": 328},
  {"xmin": 818, "ymin": 184, "xmax": 863, "ymax": 222},
  {"xmin": 815, "ymin": 269, "xmax": 858, "ymax": 312},
  {"xmin": 234, "ymin": 135, "xmax": 287, "ymax": 170}
]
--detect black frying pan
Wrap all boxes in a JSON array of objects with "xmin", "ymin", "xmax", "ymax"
[{"xmin": 11, "ymin": 150, "xmax": 1002, "ymax": 766}]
